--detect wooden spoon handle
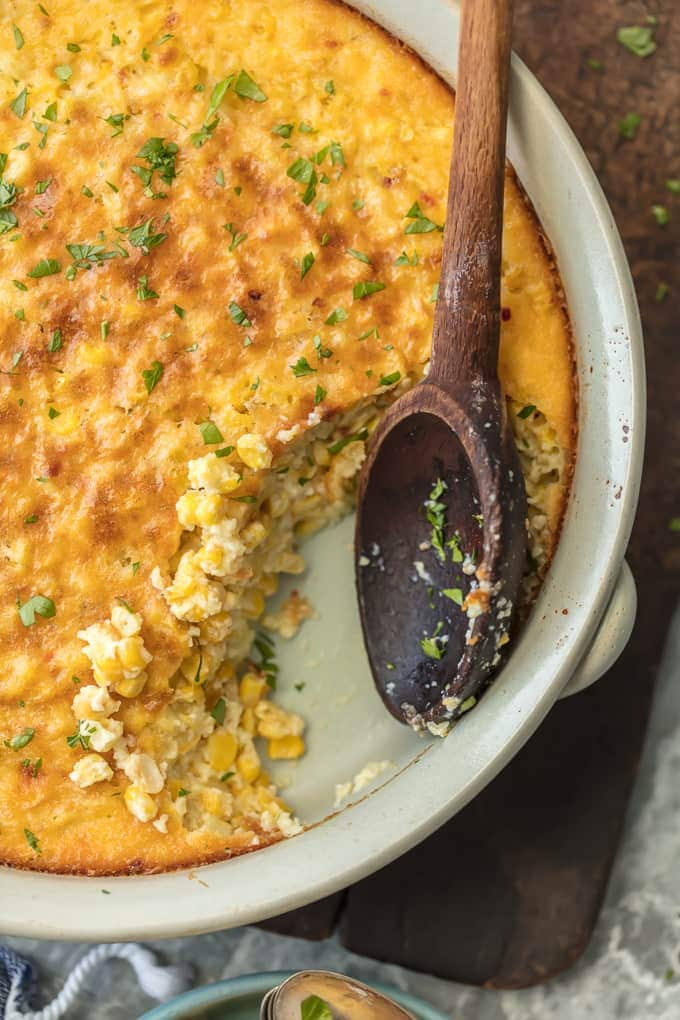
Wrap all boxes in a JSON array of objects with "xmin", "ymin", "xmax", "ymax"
[{"xmin": 429, "ymin": 0, "xmax": 513, "ymax": 391}]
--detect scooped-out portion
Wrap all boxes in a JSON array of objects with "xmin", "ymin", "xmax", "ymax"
[{"xmin": 0, "ymin": 0, "xmax": 575, "ymax": 873}]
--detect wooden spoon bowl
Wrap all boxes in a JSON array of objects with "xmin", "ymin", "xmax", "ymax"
[{"xmin": 355, "ymin": 0, "xmax": 527, "ymax": 733}]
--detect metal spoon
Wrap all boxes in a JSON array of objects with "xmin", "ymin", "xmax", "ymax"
[
  {"xmin": 261, "ymin": 970, "xmax": 416, "ymax": 1020},
  {"xmin": 355, "ymin": 0, "xmax": 526, "ymax": 734}
]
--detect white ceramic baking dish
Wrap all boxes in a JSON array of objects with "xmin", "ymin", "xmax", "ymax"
[{"xmin": 0, "ymin": 0, "xmax": 644, "ymax": 940}]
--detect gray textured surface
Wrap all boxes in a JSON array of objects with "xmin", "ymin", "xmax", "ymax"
[{"xmin": 6, "ymin": 605, "xmax": 680, "ymax": 1020}]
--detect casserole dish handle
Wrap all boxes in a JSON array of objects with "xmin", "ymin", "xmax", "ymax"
[{"xmin": 560, "ymin": 560, "xmax": 636, "ymax": 697}]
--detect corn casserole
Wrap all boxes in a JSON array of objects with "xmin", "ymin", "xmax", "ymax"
[{"xmin": 0, "ymin": 0, "xmax": 575, "ymax": 873}]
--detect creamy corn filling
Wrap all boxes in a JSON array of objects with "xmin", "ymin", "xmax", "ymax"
[{"xmin": 64, "ymin": 387, "xmax": 564, "ymax": 838}]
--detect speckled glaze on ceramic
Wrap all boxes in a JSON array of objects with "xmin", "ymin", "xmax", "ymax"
[{"xmin": 0, "ymin": 0, "xmax": 644, "ymax": 941}]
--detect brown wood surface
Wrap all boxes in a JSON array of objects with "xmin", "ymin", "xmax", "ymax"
[{"xmin": 261, "ymin": 0, "xmax": 679, "ymax": 985}]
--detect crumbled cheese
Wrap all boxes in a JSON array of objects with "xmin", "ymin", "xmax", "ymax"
[
  {"xmin": 70, "ymin": 753, "xmax": 113, "ymax": 788},
  {"xmin": 334, "ymin": 760, "xmax": 393, "ymax": 807}
]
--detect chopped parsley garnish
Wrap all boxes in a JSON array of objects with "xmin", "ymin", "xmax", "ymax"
[
  {"xmin": 429, "ymin": 283, "xmax": 440, "ymax": 303},
  {"xmin": 228, "ymin": 300, "xmax": 251, "ymax": 326},
  {"xmin": 300, "ymin": 251, "xmax": 315, "ymax": 279},
  {"xmin": 24, "ymin": 828, "xmax": 40, "ymax": 854},
  {"xmin": 517, "ymin": 404, "xmax": 536, "ymax": 419},
  {"xmin": 215, "ymin": 168, "xmax": 225, "ymax": 187},
  {"xmin": 449, "ymin": 531, "xmax": 464, "ymax": 563},
  {"xmin": 655, "ymin": 282, "xmax": 668, "ymax": 302},
  {"xmin": 618, "ymin": 112, "xmax": 641, "ymax": 139},
  {"xmin": 17, "ymin": 594, "xmax": 56, "ymax": 627},
  {"xmin": 425, "ymin": 478, "xmax": 448, "ymax": 562},
  {"xmin": 111, "ymin": 33, "xmax": 121, "ymax": 46},
  {"xmin": 141, "ymin": 360, "xmax": 163, "ymax": 394},
  {"xmin": 131, "ymin": 137, "xmax": 178, "ymax": 196},
  {"xmin": 136, "ymin": 275, "xmax": 158, "ymax": 301},
  {"xmin": 379, "ymin": 370, "xmax": 401, "ymax": 386},
  {"xmin": 617, "ymin": 25, "xmax": 656, "ymax": 57},
  {"xmin": 357, "ymin": 327, "xmax": 379, "ymax": 341},
  {"xmin": 325, "ymin": 307, "xmax": 347, "ymax": 325},
  {"xmin": 43, "ymin": 102, "xmax": 57, "ymax": 122},
  {"xmin": 669, "ymin": 518, "xmax": 680, "ymax": 533},
  {"xmin": 404, "ymin": 200, "xmax": 444, "ymax": 234},
  {"xmin": 313, "ymin": 335, "xmax": 332, "ymax": 359},
  {"xmin": 442, "ymin": 587, "xmax": 464, "ymax": 606},
  {"xmin": 211, "ymin": 698, "xmax": 226, "ymax": 725},
  {"xmin": 219, "ymin": 771, "xmax": 235, "ymax": 782},
  {"xmin": 104, "ymin": 112, "xmax": 129, "ymax": 137},
  {"xmin": 224, "ymin": 223, "xmax": 248, "ymax": 251},
  {"xmin": 328, "ymin": 429, "xmax": 368, "ymax": 455},
  {"xmin": 48, "ymin": 407, "xmax": 60, "ymax": 419},
  {"xmin": 291, "ymin": 357, "xmax": 316, "ymax": 377},
  {"xmin": 666, "ymin": 179, "xmax": 680, "ymax": 194},
  {"xmin": 395, "ymin": 250, "xmax": 419, "ymax": 266},
  {"xmin": 131, "ymin": 562, "xmax": 140, "ymax": 574},
  {"xmin": 587, "ymin": 57, "xmax": 603, "ymax": 70},
  {"xmin": 21, "ymin": 757, "xmax": 42, "ymax": 777},
  {"xmin": 66, "ymin": 243, "xmax": 118, "ymax": 272},
  {"xmin": 253, "ymin": 631, "xmax": 278, "ymax": 689},
  {"xmin": 35, "ymin": 179, "xmax": 51, "ymax": 194},
  {"xmin": 299, "ymin": 121, "xmax": 316, "ymax": 134},
  {"xmin": 54, "ymin": 64, "xmax": 72, "ymax": 82},
  {"xmin": 66, "ymin": 721, "xmax": 94, "ymax": 750},
  {"xmin": 101, "ymin": 321, "xmax": 109, "ymax": 340},
  {"xmin": 272, "ymin": 123, "xmax": 294, "ymax": 138},
  {"xmin": 24, "ymin": 514, "xmax": 38, "ymax": 524},
  {"xmin": 173, "ymin": 304, "xmax": 185, "ymax": 318},
  {"xmin": 199, "ymin": 420, "xmax": 224, "ymax": 444},
  {"xmin": 329, "ymin": 140, "xmax": 345, "ymax": 167},
  {"xmin": 347, "ymin": 248, "xmax": 371, "ymax": 264},
  {"xmin": 287, "ymin": 157, "xmax": 318, "ymax": 205},
  {"xmin": 314, "ymin": 384, "xmax": 326, "ymax": 405},
  {"xmin": 13, "ymin": 25, "xmax": 25, "ymax": 50},
  {"xmin": 352, "ymin": 198, "xmax": 364, "ymax": 210},
  {"xmin": 10, "ymin": 88, "xmax": 29, "ymax": 119},
  {"xmin": 215, "ymin": 445, "xmax": 235, "ymax": 458},
  {"xmin": 141, "ymin": 47, "xmax": 150, "ymax": 62},
  {"xmin": 127, "ymin": 217, "xmax": 167, "ymax": 253},
  {"xmin": 13, "ymin": 280, "xmax": 27, "ymax": 291},
  {"xmin": 353, "ymin": 281, "xmax": 385, "ymax": 300},
  {"xmin": 651, "ymin": 205, "xmax": 669, "ymax": 226},
  {"xmin": 300, "ymin": 995, "xmax": 333, "ymax": 1020},
  {"xmin": 4, "ymin": 727, "xmax": 35, "ymax": 750},
  {"xmin": 81, "ymin": 185, "xmax": 93, "ymax": 197},
  {"xmin": 233, "ymin": 69, "xmax": 267, "ymax": 102},
  {"xmin": 316, "ymin": 199, "xmax": 329, "ymax": 215},
  {"xmin": 67, "ymin": 41, "xmax": 81, "ymax": 52},
  {"xmin": 325, "ymin": 80, "xmax": 335, "ymax": 95},
  {"xmin": 27, "ymin": 258, "xmax": 61, "ymax": 278},
  {"xmin": 421, "ymin": 622, "xmax": 446, "ymax": 660},
  {"xmin": 177, "ymin": 788, "xmax": 189, "ymax": 797}
]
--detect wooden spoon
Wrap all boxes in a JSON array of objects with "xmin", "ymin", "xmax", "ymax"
[{"xmin": 354, "ymin": 0, "xmax": 527, "ymax": 735}]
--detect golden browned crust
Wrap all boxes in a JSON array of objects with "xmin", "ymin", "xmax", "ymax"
[{"xmin": 0, "ymin": 0, "xmax": 576, "ymax": 874}]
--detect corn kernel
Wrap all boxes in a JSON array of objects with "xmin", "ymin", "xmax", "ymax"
[
  {"xmin": 260, "ymin": 573, "xmax": 279, "ymax": 597},
  {"xmin": 114, "ymin": 671, "xmax": 148, "ymax": 698},
  {"xmin": 241, "ymin": 706, "xmax": 256, "ymax": 734},
  {"xmin": 117, "ymin": 635, "xmax": 152, "ymax": 674},
  {"xmin": 176, "ymin": 491, "xmax": 222, "ymax": 529},
  {"xmin": 313, "ymin": 440, "xmax": 331, "ymax": 466},
  {"xmin": 207, "ymin": 731, "xmax": 238, "ymax": 771},
  {"xmin": 240, "ymin": 589, "xmax": 265, "ymax": 620},
  {"xmin": 268, "ymin": 735, "xmax": 305, "ymax": 760},
  {"xmin": 242, "ymin": 519, "xmax": 269, "ymax": 551},
  {"xmin": 255, "ymin": 701, "xmax": 304, "ymax": 739},
  {"xmin": 236, "ymin": 744, "xmax": 261, "ymax": 783},
  {"xmin": 239, "ymin": 672, "xmax": 268, "ymax": 707},
  {"xmin": 202, "ymin": 788, "xmax": 226, "ymax": 816},
  {"xmin": 237, "ymin": 433, "xmax": 272, "ymax": 470},
  {"xmin": 124, "ymin": 784, "xmax": 157, "ymax": 823}
]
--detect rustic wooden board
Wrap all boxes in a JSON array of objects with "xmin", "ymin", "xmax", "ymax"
[{"xmin": 260, "ymin": 0, "xmax": 679, "ymax": 982}]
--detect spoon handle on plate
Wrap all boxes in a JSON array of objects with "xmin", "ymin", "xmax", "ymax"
[{"xmin": 430, "ymin": 0, "xmax": 513, "ymax": 391}]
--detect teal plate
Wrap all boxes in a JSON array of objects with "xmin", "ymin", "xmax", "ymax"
[{"xmin": 139, "ymin": 970, "xmax": 449, "ymax": 1020}]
